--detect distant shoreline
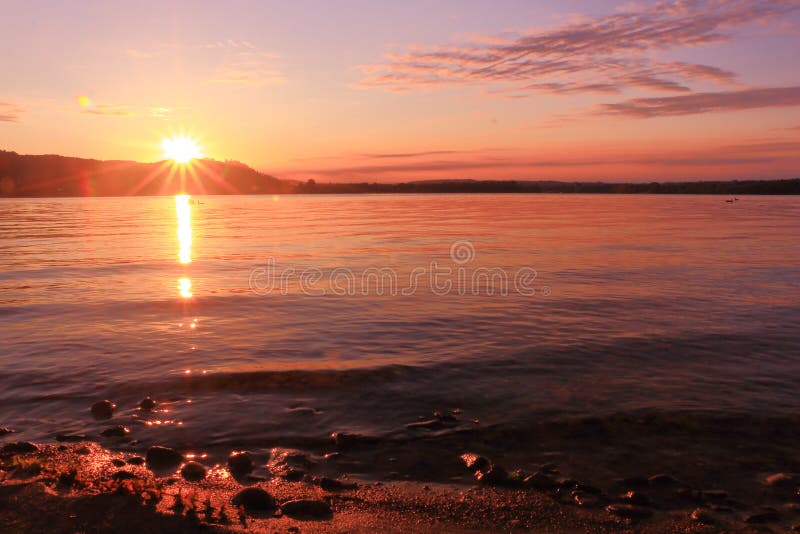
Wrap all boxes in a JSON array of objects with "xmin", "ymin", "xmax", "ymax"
[{"xmin": 2, "ymin": 150, "xmax": 799, "ymax": 196}]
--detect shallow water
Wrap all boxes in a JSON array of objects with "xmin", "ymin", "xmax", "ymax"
[{"xmin": 1, "ymin": 194, "xmax": 799, "ymax": 452}]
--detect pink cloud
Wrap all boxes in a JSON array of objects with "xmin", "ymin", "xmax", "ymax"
[{"xmin": 359, "ymin": 0, "xmax": 796, "ymax": 97}]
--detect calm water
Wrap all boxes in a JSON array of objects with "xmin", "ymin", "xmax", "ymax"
[{"xmin": 1, "ymin": 194, "xmax": 799, "ymax": 451}]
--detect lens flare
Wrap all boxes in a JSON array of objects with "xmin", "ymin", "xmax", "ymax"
[{"xmin": 162, "ymin": 135, "xmax": 203, "ymax": 164}]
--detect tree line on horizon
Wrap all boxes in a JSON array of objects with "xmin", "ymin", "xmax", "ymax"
[{"xmin": 1, "ymin": 150, "xmax": 798, "ymax": 196}]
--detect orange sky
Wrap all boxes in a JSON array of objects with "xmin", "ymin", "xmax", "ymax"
[{"xmin": 1, "ymin": 1, "xmax": 799, "ymax": 182}]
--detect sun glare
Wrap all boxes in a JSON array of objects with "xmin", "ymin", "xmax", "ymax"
[{"xmin": 162, "ymin": 135, "xmax": 203, "ymax": 164}]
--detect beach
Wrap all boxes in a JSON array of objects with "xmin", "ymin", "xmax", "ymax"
[{"xmin": 3, "ymin": 407, "xmax": 800, "ymax": 532}]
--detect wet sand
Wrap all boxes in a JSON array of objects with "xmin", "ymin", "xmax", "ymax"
[{"xmin": 3, "ymin": 410, "xmax": 800, "ymax": 532}]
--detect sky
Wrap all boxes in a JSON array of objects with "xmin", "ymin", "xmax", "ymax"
[{"xmin": 1, "ymin": 0, "xmax": 800, "ymax": 182}]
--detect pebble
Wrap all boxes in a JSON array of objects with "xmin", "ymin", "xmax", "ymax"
[
  {"xmin": 100, "ymin": 425, "xmax": 129, "ymax": 437},
  {"xmin": 127, "ymin": 456, "xmax": 145, "ymax": 465},
  {"xmin": 766, "ymin": 472, "xmax": 798, "ymax": 488},
  {"xmin": 227, "ymin": 451, "xmax": 254, "ymax": 475},
  {"xmin": 572, "ymin": 491, "xmax": 601, "ymax": 507},
  {"xmin": 620, "ymin": 491, "xmax": 650, "ymax": 506},
  {"xmin": 231, "ymin": 487, "xmax": 277, "ymax": 512},
  {"xmin": 90, "ymin": 400, "xmax": 116, "ymax": 419},
  {"xmin": 139, "ymin": 397, "xmax": 157, "ymax": 411},
  {"xmin": 145, "ymin": 445, "xmax": 184, "ymax": 469},
  {"xmin": 280, "ymin": 468, "xmax": 306, "ymax": 482},
  {"xmin": 524, "ymin": 471, "xmax": 559, "ymax": 491},
  {"xmin": 111, "ymin": 470, "xmax": 137, "ymax": 481},
  {"xmin": 281, "ymin": 499, "xmax": 333, "ymax": 520},
  {"xmin": 2, "ymin": 441, "xmax": 38, "ymax": 454},
  {"xmin": 690, "ymin": 508, "xmax": 715, "ymax": 524},
  {"xmin": 606, "ymin": 503, "xmax": 654, "ymax": 520},
  {"xmin": 111, "ymin": 459, "xmax": 126, "ymax": 467},
  {"xmin": 459, "ymin": 453, "xmax": 490, "ymax": 473},
  {"xmin": 475, "ymin": 465, "xmax": 509, "ymax": 486},
  {"xmin": 56, "ymin": 434, "xmax": 87, "ymax": 442},
  {"xmin": 181, "ymin": 461, "xmax": 207, "ymax": 482}
]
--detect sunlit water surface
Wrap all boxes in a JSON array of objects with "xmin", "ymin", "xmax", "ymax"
[{"xmin": 1, "ymin": 194, "xmax": 799, "ymax": 451}]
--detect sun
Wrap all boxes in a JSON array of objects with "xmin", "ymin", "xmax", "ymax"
[{"xmin": 161, "ymin": 135, "xmax": 203, "ymax": 164}]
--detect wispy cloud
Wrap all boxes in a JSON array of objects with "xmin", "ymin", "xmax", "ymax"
[
  {"xmin": 81, "ymin": 104, "xmax": 135, "ymax": 117},
  {"xmin": 122, "ymin": 40, "xmax": 285, "ymax": 86},
  {"xmin": 286, "ymin": 139, "xmax": 800, "ymax": 181},
  {"xmin": 593, "ymin": 86, "xmax": 800, "ymax": 118},
  {"xmin": 202, "ymin": 40, "xmax": 284, "ymax": 85},
  {"xmin": 0, "ymin": 101, "xmax": 23, "ymax": 122},
  {"xmin": 359, "ymin": 0, "xmax": 795, "ymax": 97}
]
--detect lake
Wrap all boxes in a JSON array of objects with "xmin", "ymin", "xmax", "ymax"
[{"xmin": 1, "ymin": 194, "xmax": 799, "ymax": 454}]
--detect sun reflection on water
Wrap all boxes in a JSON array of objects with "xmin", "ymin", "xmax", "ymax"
[
  {"xmin": 176, "ymin": 195, "xmax": 192, "ymax": 265},
  {"xmin": 178, "ymin": 277, "xmax": 193, "ymax": 298},
  {"xmin": 175, "ymin": 195, "xmax": 193, "ymax": 300}
]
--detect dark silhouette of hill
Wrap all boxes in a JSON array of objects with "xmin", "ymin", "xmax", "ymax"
[
  {"xmin": 1, "ymin": 150, "xmax": 798, "ymax": 196},
  {"xmin": 0, "ymin": 150, "xmax": 291, "ymax": 196}
]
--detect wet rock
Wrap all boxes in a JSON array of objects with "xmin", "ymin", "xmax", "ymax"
[
  {"xmin": 475, "ymin": 465, "xmax": 509, "ymax": 486},
  {"xmin": 145, "ymin": 445, "xmax": 184, "ymax": 469},
  {"xmin": 524, "ymin": 471, "xmax": 559, "ymax": 491},
  {"xmin": 227, "ymin": 451, "xmax": 254, "ymax": 475},
  {"xmin": 648, "ymin": 473, "xmax": 678, "ymax": 486},
  {"xmin": 231, "ymin": 487, "xmax": 277, "ymax": 513},
  {"xmin": 139, "ymin": 397, "xmax": 157, "ymax": 411},
  {"xmin": 2, "ymin": 441, "xmax": 38, "ymax": 454},
  {"xmin": 690, "ymin": 508, "xmax": 715, "ymax": 525},
  {"xmin": 323, "ymin": 452, "xmax": 341, "ymax": 461},
  {"xmin": 280, "ymin": 468, "xmax": 306, "ymax": 482},
  {"xmin": 620, "ymin": 491, "xmax": 650, "ymax": 506},
  {"xmin": 127, "ymin": 456, "xmax": 145, "ymax": 465},
  {"xmin": 459, "ymin": 453, "xmax": 490, "ymax": 473},
  {"xmin": 0, "ymin": 427, "xmax": 16, "ymax": 436},
  {"xmin": 572, "ymin": 491, "xmax": 601, "ymax": 508},
  {"xmin": 766, "ymin": 473, "xmax": 799, "ymax": 488},
  {"xmin": 281, "ymin": 499, "xmax": 333, "ymax": 520},
  {"xmin": 745, "ymin": 509, "xmax": 780, "ymax": 524},
  {"xmin": 90, "ymin": 400, "xmax": 116, "ymax": 419},
  {"xmin": 313, "ymin": 476, "xmax": 357, "ymax": 491},
  {"xmin": 100, "ymin": 425, "xmax": 130, "ymax": 437},
  {"xmin": 75, "ymin": 446, "xmax": 91, "ymax": 455},
  {"xmin": 181, "ymin": 461, "xmax": 207, "ymax": 482},
  {"xmin": 111, "ymin": 459, "xmax": 126, "ymax": 467},
  {"xmin": 606, "ymin": 504, "xmax": 654, "ymax": 520},
  {"xmin": 56, "ymin": 433, "xmax": 87, "ymax": 442},
  {"xmin": 111, "ymin": 470, "xmax": 137, "ymax": 481}
]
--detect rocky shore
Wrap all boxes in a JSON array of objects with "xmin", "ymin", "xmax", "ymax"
[{"xmin": 2, "ymin": 402, "xmax": 800, "ymax": 532}]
